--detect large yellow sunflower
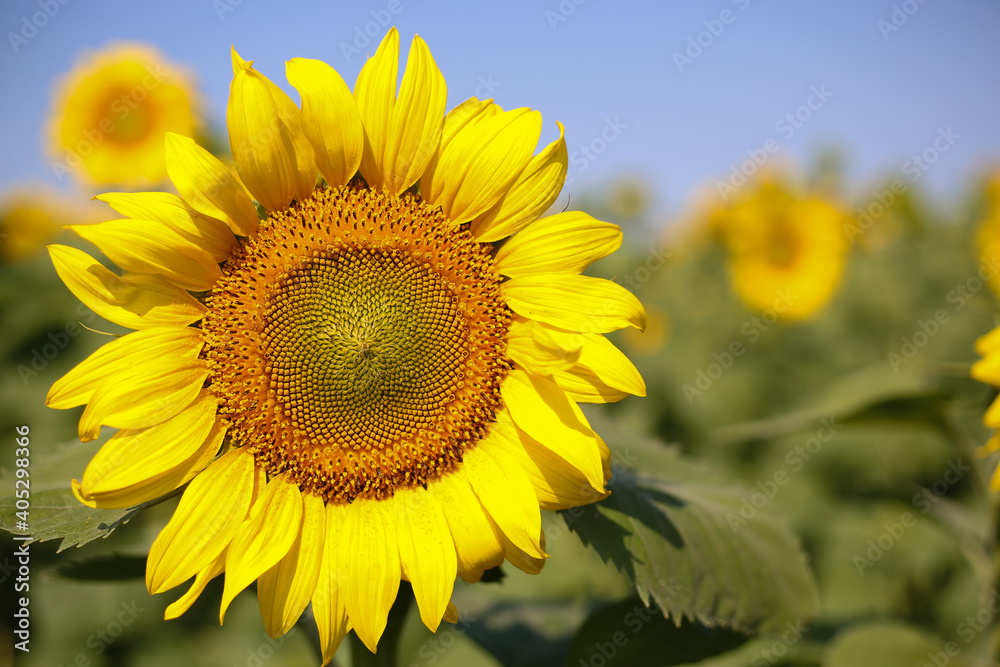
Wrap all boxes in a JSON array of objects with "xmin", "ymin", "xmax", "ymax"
[
  {"xmin": 710, "ymin": 177, "xmax": 848, "ymax": 320},
  {"xmin": 48, "ymin": 42, "xmax": 200, "ymax": 187},
  {"xmin": 47, "ymin": 29, "xmax": 645, "ymax": 661}
]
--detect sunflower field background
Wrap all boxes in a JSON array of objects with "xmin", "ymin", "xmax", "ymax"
[{"xmin": 1, "ymin": 1, "xmax": 999, "ymax": 666}]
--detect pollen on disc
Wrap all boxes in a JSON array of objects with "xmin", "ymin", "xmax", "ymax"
[{"xmin": 201, "ymin": 185, "xmax": 510, "ymax": 503}]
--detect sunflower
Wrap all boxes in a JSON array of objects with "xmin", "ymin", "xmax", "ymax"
[
  {"xmin": 972, "ymin": 327, "xmax": 1000, "ymax": 489},
  {"xmin": 48, "ymin": 42, "xmax": 200, "ymax": 187},
  {"xmin": 0, "ymin": 185, "xmax": 67, "ymax": 263},
  {"xmin": 711, "ymin": 177, "xmax": 848, "ymax": 320},
  {"xmin": 976, "ymin": 172, "xmax": 1000, "ymax": 299},
  {"xmin": 47, "ymin": 29, "xmax": 646, "ymax": 661}
]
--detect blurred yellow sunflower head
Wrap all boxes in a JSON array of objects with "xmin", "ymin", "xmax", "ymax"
[
  {"xmin": 0, "ymin": 186, "xmax": 64, "ymax": 263},
  {"xmin": 48, "ymin": 42, "xmax": 200, "ymax": 187},
  {"xmin": 971, "ymin": 327, "xmax": 1000, "ymax": 489},
  {"xmin": 711, "ymin": 176, "xmax": 849, "ymax": 321},
  {"xmin": 0, "ymin": 184, "xmax": 106, "ymax": 263},
  {"xmin": 47, "ymin": 28, "xmax": 646, "ymax": 662},
  {"xmin": 976, "ymin": 171, "xmax": 1000, "ymax": 299}
]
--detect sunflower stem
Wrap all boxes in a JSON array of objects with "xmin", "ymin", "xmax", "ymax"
[{"xmin": 350, "ymin": 581, "xmax": 414, "ymax": 667}]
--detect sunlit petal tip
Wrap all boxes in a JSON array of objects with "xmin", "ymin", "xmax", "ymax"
[
  {"xmin": 286, "ymin": 57, "xmax": 364, "ymax": 188},
  {"xmin": 231, "ymin": 45, "xmax": 252, "ymax": 73},
  {"xmin": 71, "ymin": 479, "xmax": 97, "ymax": 508}
]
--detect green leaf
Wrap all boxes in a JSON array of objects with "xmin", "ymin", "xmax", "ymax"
[
  {"xmin": 0, "ymin": 487, "xmax": 136, "ymax": 552},
  {"xmin": 823, "ymin": 620, "xmax": 961, "ymax": 667},
  {"xmin": 709, "ymin": 362, "xmax": 948, "ymax": 445},
  {"xmin": 562, "ymin": 432, "xmax": 819, "ymax": 635},
  {"xmin": 564, "ymin": 597, "xmax": 750, "ymax": 667}
]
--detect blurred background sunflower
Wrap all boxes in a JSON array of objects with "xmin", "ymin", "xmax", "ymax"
[{"xmin": 47, "ymin": 42, "xmax": 203, "ymax": 188}]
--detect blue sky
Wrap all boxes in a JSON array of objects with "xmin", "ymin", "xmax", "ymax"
[{"xmin": 0, "ymin": 0, "xmax": 997, "ymax": 217}]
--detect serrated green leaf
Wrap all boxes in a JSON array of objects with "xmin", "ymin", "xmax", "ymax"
[
  {"xmin": 0, "ymin": 487, "xmax": 136, "ymax": 552},
  {"xmin": 562, "ymin": 436, "xmax": 818, "ymax": 635},
  {"xmin": 565, "ymin": 597, "xmax": 750, "ymax": 667}
]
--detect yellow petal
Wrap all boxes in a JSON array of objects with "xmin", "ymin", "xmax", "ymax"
[
  {"xmin": 258, "ymin": 491, "xmax": 326, "ymax": 638},
  {"xmin": 286, "ymin": 58, "xmax": 363, "ymax": 188},
  {"xmin": 507, "ymin": 318, "xmax": 582, "ymax": 373},
  {"xmin": 436, "ymin": 97, "xmax": 498, "ymax": 149},
  {"xmin": 498, "ymin": 531, "xmax": 546, "ymax": 575},
  {"xmin": 422, "ymin": 108, "xmax": 542, "ymax": 224},
  {"xmin": 147, "ymin": 447, "xmax": 255, "ymax": 594},
  {"xmin": 95, "ymin": 192, "xmax": 237, "ymax": 262},
  {"xmin": 393, "ymin": 487, "xmax": 456, "ymax": 632},
  {"xmin": 164, "ymin": 133, "xmax": 259, "ymax": 237},
  {"xmin": 313, "ymin": 503, "xmax": 351, "ymax": 665},
  {"xmin": 500, "ymin": 370, "xmax": 606, "ymax": 494},
  {"xmin": 68, "ymin": 219, "xmax": 221, "ymax": 291},
  {"xmin": 381, "ymin": 35, "xmax": 446, "ymax": 195},
  {"xmin": 494, "ymin": 212, "xmax": 621, "ymax": 278},
  {"xmin": 975, "ymin": 327, "xmax": 1000, "ymax": 356},
  {"xmin": 464, "ymin": 441, "xmax": 545, "ymax": 559},
  {"xmin": 443, "ymin": 601, "xmax": 459, "ymax": 624},
  {"xmin": 502, "ymin": 274, "xmax": 646, "ymax": 333},
  {"xmin": 228, "ymin": 48, "xmax": 316, "ymax": 212},
  {"xmin": 337, "ymin": 499, "xmax": 400, "ymax": 653},
  {"xmin": 354, "ymin": 28, "xmax": 399, "ymax": 191},
  {"xmin": 488, "ymin": 409, "xmax": 606, "ymax": 510},
  {"xmin": 77, "ymin": 391, "xmax": 223, "ymax": 508},
  {"xmin": 471, "ymin": 122, "xmax": 568, "ymax": 242},
  {"xmin": 77, "ymin": 355, "xmax": 207, "ymax": 442},
  {"xmin": 973, "ymin": 353, "xmax": 1000, "ymax": 385},
  {"xmin": 165, "ymin": 549, "xmax": 227, "ymax": 620},
  {"xmin": 546, "ymin": 331, "xmax": 646, "ymax": 403},
  {"xmin": 433, "ymin": 471, "xmax": 504, "ymax": 583},
  {"xmin": 221, "ymin": 474, "xmax": 303, "ymax": 622},
  {"xmin": 48, "ymin": 326, "xmax": 203, "ymax": 410},
  {"xmin": 48, "ymin": 245, "xmax": 206, "ymax": 330}
]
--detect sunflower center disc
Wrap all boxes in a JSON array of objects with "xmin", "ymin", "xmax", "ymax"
[{"xmin": 202, "ymin": 185, "xmax": 510, "ymax": 502}]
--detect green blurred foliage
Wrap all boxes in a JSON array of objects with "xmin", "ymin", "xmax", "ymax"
[{"xmin": 2, "ymin": 160, "xmax": 999, "ymax": 667}]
